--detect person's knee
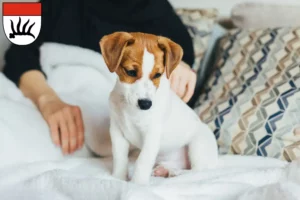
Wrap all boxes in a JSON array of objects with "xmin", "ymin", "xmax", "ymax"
[{"xmin": 85, "ymin": 130, "xmax": 112, "ymax": 157}]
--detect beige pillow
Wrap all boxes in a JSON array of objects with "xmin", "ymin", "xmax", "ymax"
[
  {"xmin": 176, "ymin": 8, "xmax": 219, "ymax": 72},
  {"xmin": 193, "ymin": 27, "xmax": 300, "ymax": 161},
  {"xmin": 231, "ymin": 3, "xmax": 300, "ymax": 29}
]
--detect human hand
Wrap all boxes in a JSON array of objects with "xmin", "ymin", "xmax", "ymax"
[
  {"xmin": 37, "ymin": 94, "xmax": 84, "ymax": 154},
  {"xmin": 170, "ymin": 61, "xmax": 197, "ymax": 103}
]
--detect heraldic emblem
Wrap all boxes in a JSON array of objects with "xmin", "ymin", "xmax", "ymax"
[{"xmin": 2, "ymin": 2, "xmax": 41, "ymax": 45}]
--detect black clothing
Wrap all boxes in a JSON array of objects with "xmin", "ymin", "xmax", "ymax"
[{"xmin": 3, "ymin": 0, "xmax": 194, "ymax": 85}]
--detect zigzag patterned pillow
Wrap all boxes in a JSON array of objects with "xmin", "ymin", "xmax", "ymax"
[
  {"xmin": 194, "ymin": 28, "xmax": 300, "ymax": 161},
  {"xmin": 176, "ymin": 8, "xmax": 218, "ymax": 71}
]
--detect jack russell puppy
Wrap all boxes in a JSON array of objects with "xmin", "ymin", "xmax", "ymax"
[{"xmin": 99, "ymin": 32, "xmax": 218, "ymax": 184}]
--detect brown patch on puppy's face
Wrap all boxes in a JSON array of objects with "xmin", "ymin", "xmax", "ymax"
[
  {"xmin": 99, "ymin": 32, "xmax": 183, "ymax": 109},
  {"xmin": 149, "ymin": 50, "xmax": 165, "ymax": 88},
  {"xmin": 114, "ymin": 33, "xmax": 166, "ymax": 88},
  {"xmin": 100, "ymin": 32, "xmax": 182, "ymax": 86},
  {"xmin": 115, "ymin": 46, "xmax": 144, "ymax": 84}
]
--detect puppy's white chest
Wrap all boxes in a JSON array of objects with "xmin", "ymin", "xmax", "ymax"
[{"xmin": 111, "ymin": 104, "xmax": 156, "ymax": 149}]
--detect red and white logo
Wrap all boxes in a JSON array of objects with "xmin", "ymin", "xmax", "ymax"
[{"xmin": 2, "ymin": 2, "xmax": 41, "ymax": 45}]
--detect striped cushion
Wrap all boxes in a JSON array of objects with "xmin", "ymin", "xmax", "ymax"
[
  {"xmin": 194, "ymin": 28, "xmax": 300, "ymax": 161},
  {"xmin": 176, "ymin": 8, "xmax": 218, "ymax": 71}
]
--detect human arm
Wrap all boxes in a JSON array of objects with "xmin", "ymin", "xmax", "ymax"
[
  {"xmin": 3, "ymin": 0, "xmax": 84, "ymax": 154},
  {"xmin": 19, "ymin": 70, "xmax": 84, "ymax": 154}
]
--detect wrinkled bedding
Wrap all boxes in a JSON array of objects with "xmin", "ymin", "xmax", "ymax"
[{"xmin": 0, "ymin": 43, "xmax": 300, "ymax": 200}]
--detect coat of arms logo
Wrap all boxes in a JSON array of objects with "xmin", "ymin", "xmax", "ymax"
[{"xmin": 2, "ymin": 2, "xmax": 41, "ymax": 45}]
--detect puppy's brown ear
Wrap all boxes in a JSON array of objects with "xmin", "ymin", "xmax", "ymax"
[
  {"xmin": 157, "ymin": 36, "xmax": 183, "ymax": 78},
  {"xmin": 99, "ymin": 32, "xmax": 134, "ymax": 73}
]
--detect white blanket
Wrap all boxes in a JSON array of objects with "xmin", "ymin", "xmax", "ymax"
[{"xmin": 0, "ymin": 43, "xmax": 300, "ymax": 200}]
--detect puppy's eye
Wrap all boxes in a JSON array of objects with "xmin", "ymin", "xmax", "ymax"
[
  {"xmin": 153, "ymin": 73, "xmax": 162, "ymax": 79},
  {"xmin": 124, "ymin": 69, "xmax": 137, "ymax": 77}
]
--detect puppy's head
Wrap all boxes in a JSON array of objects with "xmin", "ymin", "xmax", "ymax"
[{"xmin": 100, "ymin": 32, "xmax": 183, "ymax": 110}]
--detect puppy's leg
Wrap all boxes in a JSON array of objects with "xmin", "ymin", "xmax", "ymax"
[
  {"xmin": 110, "ymin": 121, "xmax": 129, "ymax": 181},
  {"xmin": 188, "ymin": 124, "xmax": 218, "ymax": 170},
  {"xmin": 131, "ymin": 129, "xmax": 161, "ymax": 185}
]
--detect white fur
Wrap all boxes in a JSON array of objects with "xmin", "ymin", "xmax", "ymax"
[{"xmin": 109, "ymin": 49, "xmax": 218, "ymax": 184}]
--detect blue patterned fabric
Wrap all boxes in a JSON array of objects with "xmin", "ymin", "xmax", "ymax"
[{"xmin": 194, "ymin": 28, "xmax": 300, "ymax": 161}]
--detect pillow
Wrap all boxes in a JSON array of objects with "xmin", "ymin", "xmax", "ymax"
[
  {"xmin": 175, "ymin": 8, "xmax": 219, "ymax": 72},
  {"xmin": 188, "ymin": 24, "xmax": 228, "ymax": 107},
  {"xmin": 194, "ymin": 27, "xmax": 300, "ymax": 161},
  {"xmin": 170, "ymin": 0, "xmax": 300, "ymax": 18},
  {"xmin": 231, "ymin": 3, "xmax": 300, "ymax": 29}
]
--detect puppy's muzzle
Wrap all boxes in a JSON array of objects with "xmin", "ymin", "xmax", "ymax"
[{"xmin": 138, "ymin": 99, "xmax": 152, "ymax": 110}]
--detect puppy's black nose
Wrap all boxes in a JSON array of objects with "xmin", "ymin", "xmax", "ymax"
[{"xmin": 138, "ymin": 99, "xmax": 152, "ymax": 110}]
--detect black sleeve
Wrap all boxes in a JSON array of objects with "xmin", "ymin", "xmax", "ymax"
[
  {"xmin": 143, "ymin": 1, "xmax": 195, "ymax": 67},
  {"xmin": 3, "ymin": 0, "xmax": 61, "ymax": 86}
]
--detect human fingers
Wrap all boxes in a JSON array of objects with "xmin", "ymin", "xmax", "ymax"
[
  {"xmin": 57, "ymin": 113, "xmax": 70, "ymax": 155},
  {"xmin": 73, "ymin": 106, "xmax": 84, "ymax": 148},
  {"xmin": 63, "ymin": 107, "xmax": 78, "ymax": 154},
  {"xmin": 177, "ymin": 78, "xmax": 187, "ymax": 99},
  {"xmin": 182, "ymin": 73, "xmax": 196, "ymax": 103},
  {"xmin": 47, "ymin": 116, "xmax": 60, "ymax": 146},
  {"xmin": 170, "ymin": 75, "xmax": 180, "ymax": 95}
]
